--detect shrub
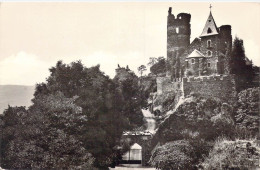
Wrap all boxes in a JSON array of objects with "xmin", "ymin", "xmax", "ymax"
[
  {"xmin": 150, "ymin": 140, "xmax": 195, "ymax": 170},
  {"xmin": 202, "ymin": 138, "xmax": 260, "ymax": 170},
  {"xmin": 235, "ymin": 87, "xmax": 259, "ymax": 137}
]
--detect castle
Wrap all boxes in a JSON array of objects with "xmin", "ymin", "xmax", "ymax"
[
  {"xmin": 119, "ymin": 7, "xmax": 243, "ymax": 167},
  {"xmin": 157, "ymin": 7, "xmax": 237, "ymax": 104}
]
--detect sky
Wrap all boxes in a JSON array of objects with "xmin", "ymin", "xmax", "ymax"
[{"xmin": 0, "ymin": 2, "xmax": 259, "ymax": 85}]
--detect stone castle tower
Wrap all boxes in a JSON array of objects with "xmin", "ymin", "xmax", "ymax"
[
  {"xmin": 167, "ymin": 7, "xmax": 191, "ymax": 78},
  {"xmin": 166, "ymin": 7, "xmax": 232, "ymax": 78}
]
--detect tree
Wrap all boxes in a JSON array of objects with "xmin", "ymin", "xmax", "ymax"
[
  {"xmin": 137, "ymin": 65, "xmax": 147, "ymax": 77},
  {"xmin": 148, "ymin": 57, "xmax": 158, "ymax": 66},
  {"xmin": 149, "ymin": 57, "xmax": 166, "ymax": 76},
  {"xmin": 0, "ymin": 94, "xmax": 96, "ymax": 169},
  {"xmin": 230, "ymin": 37, "xmax": 255, "ymax": 90},
  {"xmin": 230, "ymin": 37, "xmax": 247, "ymax": 75},
  {"xmin": 45, "ymin": 61, "xmax": 127, "ymax": 168},
  {"xmin": 150, "ymin": 140, "xmax": 195, "ymax": 170},
  {"xmin": 113, "ymin": 67, "xmax": 144, "ymax": 128},
  {"xmin": 1, "ymin": 61, "xmax": 129, "ymax": 169}
]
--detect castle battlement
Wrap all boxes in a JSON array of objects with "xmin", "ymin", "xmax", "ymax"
[
  {"xmin": 157, "ymin": 74, "xmax": 237, "ymax": 103},
  {"xmin": 183, "ymin": 75, "xmax": 232, "ymax": 82}
]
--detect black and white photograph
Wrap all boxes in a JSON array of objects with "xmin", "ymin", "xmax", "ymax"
[{"xmin": 0, "ymin": 2, "xmax": 259, "ymax": 170}]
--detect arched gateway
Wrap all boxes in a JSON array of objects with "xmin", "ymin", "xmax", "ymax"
[
  {"xmin": 122, "ymin": 143, "xmax": 142, "ymax": 166},
  {"xmin": 119, "ymin": 131, "xmax": 153, "ymax": 167}
]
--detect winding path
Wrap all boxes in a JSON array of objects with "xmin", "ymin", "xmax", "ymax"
[{"xmin": 141, "ymin": 109, "xmax": 156, "ymax": 134}]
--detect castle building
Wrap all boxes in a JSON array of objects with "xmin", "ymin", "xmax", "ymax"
[
  {"xmin": 167, "ymin": 7, "xmax": 232, "ymax": 78},
  {"xmin": 158, "ymin": 7, "xmax": 237, "ymax": 104}
]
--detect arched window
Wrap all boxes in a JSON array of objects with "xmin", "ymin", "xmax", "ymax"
[
  {"xmin": 207, "ymin": 40, "xmax": 211, "ymax": 47},
  {"xmin": 207, "ymin": 51, "xmax": 212, "ymax": 56},
  {"xmin": 207, "ymin": 63, "xmax": 211, "ymax": 67},
  {"xmin": 176, "ymin": 27, "xmax": 179, "ymax": 34},
  {"xmin": 207, "ymin": 28, "xmax": 212, "ymax": 34},
  {"xmin": 191, "ymin": 58, "xmax": 195, "ymax": 64}
]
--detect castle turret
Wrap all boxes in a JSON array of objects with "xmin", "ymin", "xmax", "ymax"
[
  {"xmin": 167, "ymin": 7, "xmax": 191, "ymax": 77},
  {"xmin": 219, "ymin": 25, "xmax": 232, "ymax": 52}
]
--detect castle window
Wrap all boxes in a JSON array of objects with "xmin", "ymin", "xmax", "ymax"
[
  {"xmin": 207, "ymin": 28, "xmax": 212, "ymax": 34},
  {"xmin": 209, "ymin": 20, "xmax": 211, "ymax": 22},
  {"xmin": 207, "ymin": 63, "xmax": 211, "ymax": 67},
  {"xmin": 176, "ymin": 27, "xmax": 179, "ymax": 34},
  {"xmin": 207, "ymin": 40, "xmax": 211, "ymax": 47},
  {"xmin": 207, "ymin": 51, "xmax": 212, "ymax": 57},
  {"xmin": 191, "ymin": 58, "xmax": 195, "ymax": 64},
  {"xmin": 179, "ymin": 16, "xmax": 182, "ymax": 19}
]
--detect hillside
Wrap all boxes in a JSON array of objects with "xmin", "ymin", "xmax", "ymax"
[{"xmin": 0, "ymin": 85, "xmax": 35, "ymax": 114}]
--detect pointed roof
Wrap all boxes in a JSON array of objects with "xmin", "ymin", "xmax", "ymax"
[
  {"xmin": 187, "ymin": 49, "xmax": 205, "ymax": 58},
  {"xmin": 200, "ymin": 12, "xmax": 219, "ymax": 37},
  {"xmin": 131, "ymin": 143, "xmax": 142, "ymax": 150}
]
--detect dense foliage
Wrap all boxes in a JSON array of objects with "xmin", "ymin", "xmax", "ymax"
[
  {"xmin": 149, "ymin": 57, "xmax": 166, "ymax": 76},
  {"xmin": 0, "ymin": 61, "xmax": 144, "ymax": 169},
  {"xmin": 113, "ymin": 67, "xmax": 145, "ymax": 128},
  {"xmin": 150, "ymin": 140, "xmax": 195, "ymax": 170},
  {"xmin": 0, "ymin": 95, "xmax": 95, "ymax": 169},
  {"xmin": 230, "ymin": 37, "xmax": 256, "ymax": 91},
  {"xmin": 202, "ymin": 139, "xmax": 260, "ymax": 169},
  {"xmin": 235, "ymin": 87, "xmax": 259, "ymax": 137}
]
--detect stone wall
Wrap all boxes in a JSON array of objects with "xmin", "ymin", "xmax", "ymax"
[
  {"xmin": 183, "ymin": 75, "xmax": 237, "ymax": 103},
  {"xmin": 156, "ymin": 77, "xmax": 182, "ymax": 94}
]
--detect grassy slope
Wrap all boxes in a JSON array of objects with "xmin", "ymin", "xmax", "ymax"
[{"xmin": 0, "ymin": 85, "xmax": 35, "ymax": 114}]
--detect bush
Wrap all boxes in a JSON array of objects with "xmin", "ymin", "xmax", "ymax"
[
  {"xmin": 150, "ymin": 140, "xmax": 195, "ymax": 170},
  {"xmin": 235, "ymin": 87, "xmax": 259, "ymax": 137},
  {"xmin": 202, "ymin": 138, "xmax": 260, "ymax": 170}
]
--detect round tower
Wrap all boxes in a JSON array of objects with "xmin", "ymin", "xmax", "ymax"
[
  {"xmin": 219, "ymin": 25, "xmax": 232, "ymax": 50},
  {"xmin": 167, "ymin": 7, "xmax": 191, "ymax": 77}
]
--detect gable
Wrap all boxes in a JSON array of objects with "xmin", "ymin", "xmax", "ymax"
[
  {"xmin": 200, "ymin": 12, "xmax": 219, "ymax": 37},
  {"xmin": 187, "ymin": 49, "xmax": 205, "ymax": 58}
]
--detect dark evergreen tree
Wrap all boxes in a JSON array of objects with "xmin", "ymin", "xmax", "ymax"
[
  {"xmin": 230, "ymin": 37, "xmax": 246, "ymax": 75},
  {"xmin": 230, "ymin": 37, "xmax": 255, "ymax": 90}
]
